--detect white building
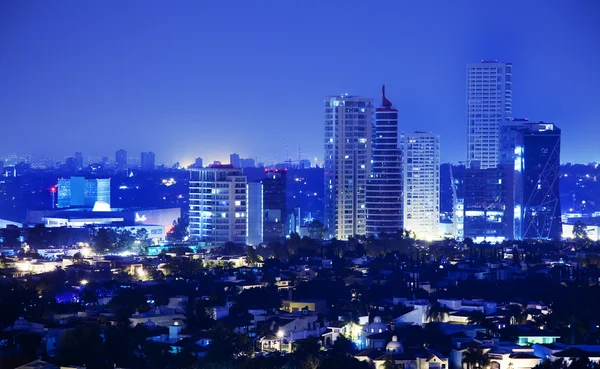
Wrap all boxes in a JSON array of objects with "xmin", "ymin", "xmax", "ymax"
[
  {"xmin": 401, "ymin": 132, "xmax": 440, "ymax": 240},
  {"xmin": 324, "ymin": 95, "xmax": 373, "ymax": 240},
  {"xmin": 189, "ymin": 165, "xmax": 247, "ymax": 246},
  {"xmin": 366, "ymin": 86, "xmax": 403, "ymax": 236},
  {"xmin": 466, "ymin": 61, "xmax": 512, "ymax": 169}
]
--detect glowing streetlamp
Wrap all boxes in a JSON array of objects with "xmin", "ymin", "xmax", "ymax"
[{"xmin": 80, "ymin": 279, "xmax": 89, "ymax": 286}]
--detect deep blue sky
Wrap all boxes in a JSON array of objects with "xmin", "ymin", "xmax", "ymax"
[{"xmin": 1, "ymin": 0, "xmax": 599, "ymax": 165}]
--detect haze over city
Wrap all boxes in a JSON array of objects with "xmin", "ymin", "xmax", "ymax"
[{"xmin": 2, "ymin": 0, "xmax": 600, "ymax": 164}]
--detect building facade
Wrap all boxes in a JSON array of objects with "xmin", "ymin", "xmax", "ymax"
[
  {"xmin": 453, "ymin": 164, "xmax": 515, "ymax": 243},
  {"xmin": 262, "ymin": 169, "xmax": 286, "ymax": 242},
  {"xmin": 57, "ymin": 177, "xmax": 111, "ymax": 208},
  {"xmin": 324, "ymin": 95, "xmax": 373, "ymax": 240},
  {"xmin": 141, "ymin": 151, "xmax": 156, "ymax": 171},
  {"xmin": 189, "ymin": 165, "xmax": 247, "ymax": 246},
  {"xmin": 366, "ymin": 86, "xmax": 402, "ymax": 236},
  {"xmin": 467, "ymin": 61, "xmax": 512, "ymax": 169},
  {"xmin": 511, "ymin": 122, "xmax": 562, "ymax": 240},
  {"xmin": 116, "ymin": 149, "xmax": 127, "ymax": 171},
  {"xmin": 246, "ymin": 182, "xmax": 263, "ymax": 246},
  {"xmin": 402, "ymin": 132, "xmax": 440, "ymax": 240},
  {"xmin": 230, "ymin": 153, "xmax": 240, "ymax": 168}
]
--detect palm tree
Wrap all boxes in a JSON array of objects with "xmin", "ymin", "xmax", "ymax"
[
  {"xmin": 427, "ymin": 300, "xmax": 451, "ymax": 323},
  {"xmin": 462, "ymin": 348, "xmax": 489, "ymax": 369}
]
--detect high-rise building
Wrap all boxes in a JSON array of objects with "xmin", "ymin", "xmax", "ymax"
[
  {"xmin": 324, "ymin": 95, "xmax": 373, "ymax": 240},
  {"xmin": 74, "ymin": 152, "xmax": 84, "ymax": 171},
  {"xmin": 65, "ymin": 157, "xmax": 76, "ymax": 172},
  {"xmin": 239, "ymin": 158, "xmax": 256, "ymax": 168},
  {"xmin": 116, "ymin": 149, "xmax": 127, "ymax": 171},
  {"xmin": 194, "ymin": 157, "xmax": 203, "ymax": 168},
  {"xmin": 141, "ymin": 151, "xmax": 156, "ymax": 171},
  {"xmin": 401, "ymin": 132, "xmax": 440, "ymax": 240},
  {"xmin": 57, "ymin": 177, "xmax": 111, "ymax": 208},
  {"xmin": 230, "ymin": 153, "xmax": 241, "ymax": 168},
  {"xmin": 246, "ymin": 181, "xmax": 263, "ymax": 246},
  {"xmin": 467, "ymin": 61, "xmax": 512, "ymax": 169},
  {"xmin": 453, "ymin": 164, "xmax": 515, "ymax": 243},
  {"xmin": 504, "ymin": 122, "xmax": 562, "ymax": 240},
  {"xmin": 366, "ymin": 85, "xmax": 402, "ymax": 237},
  {"xmin": 189, "ymin": 165, "xmax": 247, "ymax": 246},
  {"xmin": 262, "ymin": 169, "xmax": 286, "ymax": 242}
]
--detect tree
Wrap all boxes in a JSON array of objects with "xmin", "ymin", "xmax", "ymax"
[
  {"xmin": 462, "ymin": 348, "xmax": 489, "ymax": 369},
  {"xmin": 1, "ymin": 225, "xmax": 21, "ymax": 248},
  {"xmin": 92, "ymin": 228, "xmax": 117, "ymax": 254},
  {"xmin": 246, "ymin": 246, "xmax": 261, "ymax": 265},
  {"xmin": 307, "ymin": 220, "xmax": 326, "ymax": 239},
  {"xmin": 573, "ymin": 221, "xmax": 588, "ymax": 240},
  {"xmin": 166, "ymin": 217, "xmax": 188, "ymax": 243},
  {"xmin": 116, "ymin": 229, "xmax": 136, "ymax": 252},
  {"xmin": 427, "ymin": 300, "xmax": 450, "ymax": 323},
  {"xmin": 331, "ymin": 334, "xmax": 354, "ymax": 356}
]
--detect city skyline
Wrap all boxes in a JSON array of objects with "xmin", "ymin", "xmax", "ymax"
[{"xmin": 2, "ymin": 1, "xmax": 599, "ymax": 164}]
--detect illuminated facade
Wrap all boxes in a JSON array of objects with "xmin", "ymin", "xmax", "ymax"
[
  {"xmin": 57, "ymin": 177, "xmax": 110, "ymax": 208},
  {"xmin": 246, "ymin": 182, "xmax": 263, "ymax": 246},
  {"xmin": 505, "ymin": 122, "xmax": 562, "ymax": 240},
  {"xmin": 366, "ymin": 86, "xmax": 402, "ymax": 236},
  {"xmin": 189, "ymin": 165, "xmax": 247, "ymax": 246},
  {"xmin": 453, "ymin": 164, "xmax": 515, "ymax": 243},
  {"xmin": 324, "ymin": 95, "xmax": 373, "ymax": 240},
  {"xmin": 467, "ymin": 61, "xmax": 512, "ymax": 169},
  {"xmin": 402, "ymin": 132, "xmax": 440, "ymax": 239}
]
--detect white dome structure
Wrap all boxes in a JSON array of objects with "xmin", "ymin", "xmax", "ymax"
[
  {"xmin": 367, "ymin": 316, "xmax": 387, "ymax": 334},
  {"xmin": 386, "ymin": 335, "xmax": 403, "ymax": 353}
]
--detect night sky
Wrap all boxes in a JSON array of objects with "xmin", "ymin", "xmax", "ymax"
[{"xmin": 1, "ymin": 0, "xmax": 599, "ymax": 165}]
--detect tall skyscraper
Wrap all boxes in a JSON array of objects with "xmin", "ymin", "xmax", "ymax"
[
  {"xmin": 116, "ymin": 149, "xmax": 127, "ymax": 171},
  {"xmin": 246, "ymin": 181, "xmax": 263, "ymax": 246},
  {"xmin": 366, "ymin": 86, "xmax": 402, "ymax": 236},
  {"xmin": 189, "ymin": 165, "xmax": 247, "ymax": 246},
  {"xmin": 230, "ymin": 153, "xmax": 241, "ymax": 168},
  {"xmin": 402, "ymin": 132, "xmax": 440, "ymax": 240},
  {"xmin": 141, "ymin": 151, "xmax": 156, "ymax": 171},
  {"xmin": 467, "ymin": 61, "xmax": 512, "ymax": 169},
  {"xmin": 74, "ymin": 152, "xmax": 84, "ymax": 171},
  {"xmin": 262, "ymin": 169, "xmax": 286, "ymax": 242},
  {"xmin": 504, "ymin": 121, "xmax": 562, "ymax": 240},
  {"xmin": 324, "ymin": 95, "xmax": 373, "ymax": 240},
  {"xmin": 194, "ymin": 157, "xmax": 203, "ymax": 168}
]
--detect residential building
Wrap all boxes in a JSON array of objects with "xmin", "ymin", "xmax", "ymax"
[
  {"xmin": 57, "ymin": 177, "xmax": 111, "ymax": 208},
  {"xmin": 141, "ymin": 151, "xmax": 156, "ymax": 171},
  {"xmin": 116, "ymin": 149, "xmax": 127, "ymax": 171},
  {"xmin": 402, "ymin": 132, "xmax": 440, "ymax": 240},
  {"xmin": 467, "ymin": 61, "xmax": 512, "ymax": 169},
  {"xmin": 262, "ymin": 169, "xmax": 286, "ymax": 242},
  {"xmin": 366, "ymin": 85, "xmax": 402, "ymax": 236},
  {"xmin": 189, "ymin": 165, "xmax": 247, "ymax": 246},
  {"xmin": 324, "ymin": 95, "xmax": 373, "ymax": 240}
]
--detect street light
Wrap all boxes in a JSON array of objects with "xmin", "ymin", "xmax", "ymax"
[{"xmin": 80, "ymin": 279, "xmax": 88, "ymax": 286}]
